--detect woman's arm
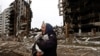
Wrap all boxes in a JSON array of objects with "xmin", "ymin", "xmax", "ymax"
[{"xmin": 37, "ymin": 34, "xmax": 57, "ymax": 50}]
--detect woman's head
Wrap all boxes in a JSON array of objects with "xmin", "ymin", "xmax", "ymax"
[{"xmin": 41, "ymin": 22, "xmax": 54, "ymax": 35}]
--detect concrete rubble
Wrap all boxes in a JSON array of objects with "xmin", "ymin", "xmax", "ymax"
[
  {"xmin": 0, "ymin": 37, "xmax": 100, "ymax": 56},
  {"xmin": 0, "ymin": 28, "xmax": 100, "ymax": 56},
  {"xmin": 0, "ymin": 40, "xmax": 32, "ymax": 56}
]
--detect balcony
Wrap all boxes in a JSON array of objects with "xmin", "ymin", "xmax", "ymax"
[
  {"xmin": 20, "ymin": 23, "xmax": 27, "ymax": 26},
  {"xmin": 58, "ymin": 0, "xmax": 64, "ymax": 16},
  {"xmin": 90, "ymin": 22, "xmax": 100, "ymax": 26}
]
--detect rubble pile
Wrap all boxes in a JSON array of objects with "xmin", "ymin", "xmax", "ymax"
[
  {"xmin": 0, "ymin": 31, "xmax": 100, "ymax": 56},
  {"xmin": 57, "ymin": 45, "xmax": 100, "ymax": 56},
  {"xmin": 0, "ymin": 40, "xmax": 32, "ymax": 56}
]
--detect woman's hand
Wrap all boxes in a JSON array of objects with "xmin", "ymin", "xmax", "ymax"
[{"xmin": 36, "ymin": 51, "xmax": 43, "ymax": 56}]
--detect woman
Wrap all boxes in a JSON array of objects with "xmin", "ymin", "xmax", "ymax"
[{"xmin": 32, "ymin": 22, "xmax": 57, "ymax": 56}]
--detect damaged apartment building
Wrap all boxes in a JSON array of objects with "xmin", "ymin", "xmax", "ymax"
[
  {"xmin": 58, "ymin": 0, "xmax": 100, "ymax": 43},
  {"xmin": 0, "ymin": 8, "xmax": 11, "ymax": 37},
  {"xmin": 0, "ymin": 0, "xmax": 32, "ymax": 37}
]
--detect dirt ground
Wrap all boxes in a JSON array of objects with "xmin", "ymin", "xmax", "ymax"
[
  {"xmin": 0, "ymin": 39, "xmax": 100, "ymax": 56},
  {"xmin": 57, "ymin": 45, "xmax": 100, "ymax": 56}
]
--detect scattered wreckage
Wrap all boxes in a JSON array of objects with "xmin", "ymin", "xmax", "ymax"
[{"xmin": 73, "ymin": 33, "xmax": 100, "ymax": 45}]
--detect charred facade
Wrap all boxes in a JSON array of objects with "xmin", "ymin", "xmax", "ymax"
[
  {"xmin": 9, "ymin": 0, "xmax": 32, "ymax": 37},
  {"xmin": 58, "ymin": 0, "xmax": 100, "ymax": 35}
]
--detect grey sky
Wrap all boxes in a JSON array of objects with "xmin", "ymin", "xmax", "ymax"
[{"xmin": 0, "ymin": 0, "xmax": 63, "ymax": 29}]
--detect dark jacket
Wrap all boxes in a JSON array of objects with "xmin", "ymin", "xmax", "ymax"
[{"xmin": 32, "ymin": 23, "xmax": 57, "ymax": 56}]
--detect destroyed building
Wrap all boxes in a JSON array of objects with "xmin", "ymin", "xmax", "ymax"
[
  {"xmin": 0, "ymin": 0, "xmax": 32, "ymax": 38},
  {"xmin": 9, "ymin": 0, "xmax": 32, "ymax": 37},
  {"xmin": 58, "ymin": 0, "xmax": 100, "ymax": 36},
  {"xmin": 58, "ymin": 0, "xmax": 100, "ymax": 44}
]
